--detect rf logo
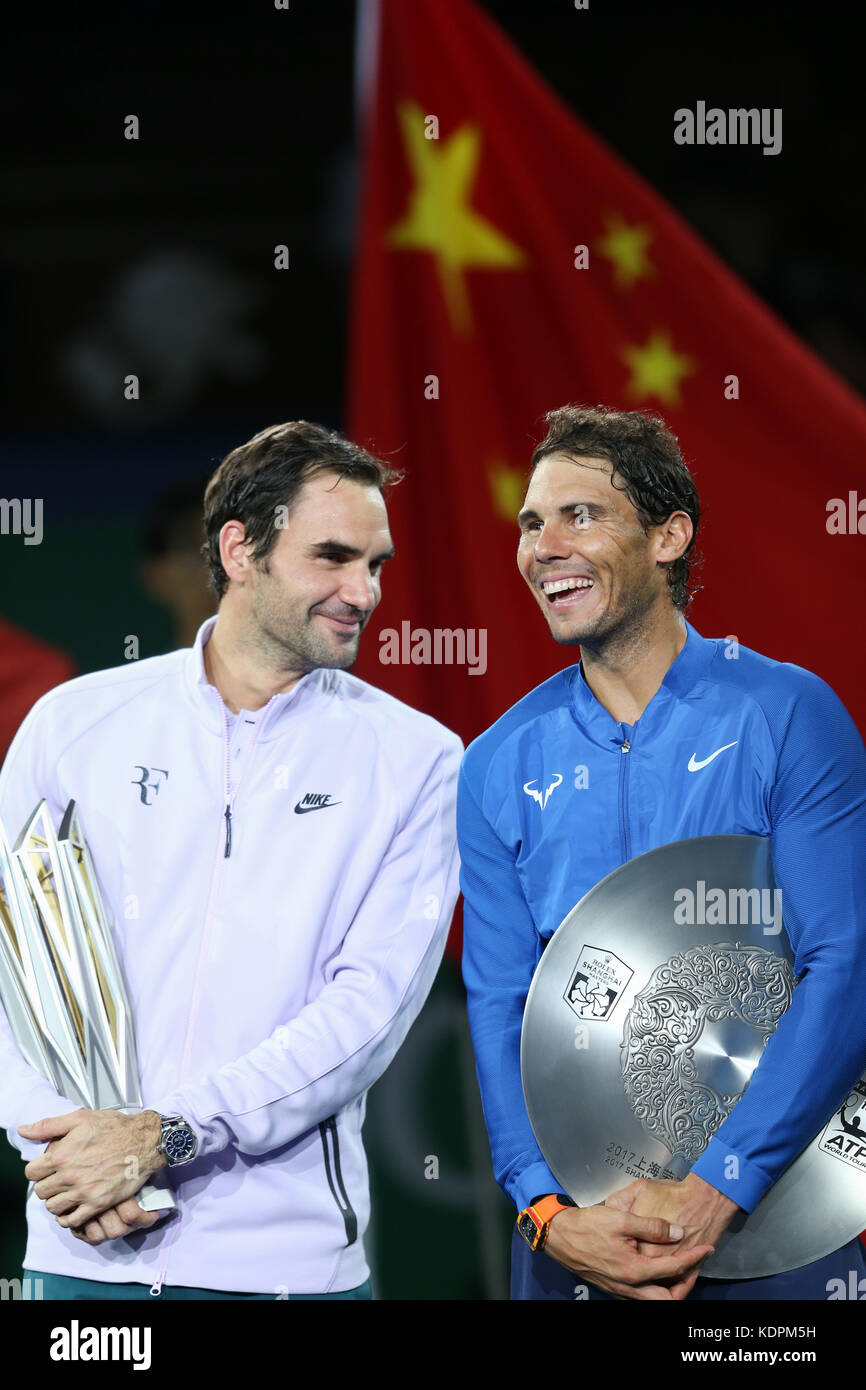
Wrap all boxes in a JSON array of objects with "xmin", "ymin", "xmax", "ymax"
[{"xmin": 131, "ymin": 766, "xmax": 169, "ymax": 806}]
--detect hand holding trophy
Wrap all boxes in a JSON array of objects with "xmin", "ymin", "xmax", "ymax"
[{"xmin": 0, "ymin": 799, "xmax": 175, "ymax": 1215}]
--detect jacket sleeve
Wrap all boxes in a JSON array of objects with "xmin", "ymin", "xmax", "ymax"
[
  {"xmin": 458, "ymin": 758, "xmax": 560, "ymax": 1212},
  {"xmin": 0, "ymin": 697, "xmax": 82, "ymax": 1163},
  {"xmin": 148, "ymin": 737, "xmax": 462, "ymax": 1158},
  {"xmin": 691, "ymin": 673, "xmax": 866, "ymax": 1210}
]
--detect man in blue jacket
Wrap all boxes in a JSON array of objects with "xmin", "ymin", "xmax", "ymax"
[{"xmin": 458, "ymin": 403, "xmax": 866, "ymax": 1301}]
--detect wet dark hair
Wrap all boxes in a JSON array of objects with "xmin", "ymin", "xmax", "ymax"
[{"xmin": 530, "ymin": 404, "xmax": 701, "ymax": 609}]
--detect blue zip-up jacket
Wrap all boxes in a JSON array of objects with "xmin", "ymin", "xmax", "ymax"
[{"xmin": 459, "ymin": 623, "xmax": 866, "ymax": 1216}]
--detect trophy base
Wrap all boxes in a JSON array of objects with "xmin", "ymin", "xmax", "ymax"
[{"xmin": 136, "ymin": 1182, "xmax": 177, "ymax": 1213}]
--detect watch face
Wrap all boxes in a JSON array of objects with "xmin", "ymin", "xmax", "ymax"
[
  {"xmin": 164, "ymin": 1125, "xmax": 196, "ymax": 1164},
  {"xmin": 518, "ymin": 1213, "xmax": 538, "ymax": 1243}
]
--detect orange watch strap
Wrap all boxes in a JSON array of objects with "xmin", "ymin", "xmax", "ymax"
[{"xmin": 530, "ymin": 1194, "xmax": 572, "ymax": 1223}]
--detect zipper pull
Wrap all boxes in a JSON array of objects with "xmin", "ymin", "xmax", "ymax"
[
  {"xmin": 224, "ymin": 804, "xmax": 232, "ymax": 857},
  {"xmin": 149, "ymin": 1276, "xmax": 162, "ymax": 1297},
  {"xmin": 621, "ymin": 739, "xmax": 631, "ymax": 753}
]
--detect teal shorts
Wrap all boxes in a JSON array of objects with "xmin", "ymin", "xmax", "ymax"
[{"xmin": 23, "ymin": 1269, "xmax": 373, "ymax": 1301}]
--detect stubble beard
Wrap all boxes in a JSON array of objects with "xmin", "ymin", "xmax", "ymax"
[
  {"xmin": 250, "ymin": 578, "xmax": 363, "ymax": 677},
  {"xmin": 547, "ymin": 579, "xmax": 656, "ymax": 659}
]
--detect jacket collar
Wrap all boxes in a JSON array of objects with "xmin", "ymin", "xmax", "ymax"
[
  {"xmin": 182, "ymin": 616, "xmax": 336, "ymax": 738},
  {"xmin": 570, "ymin": 620, "xmax": 712, "ymax": 747}
]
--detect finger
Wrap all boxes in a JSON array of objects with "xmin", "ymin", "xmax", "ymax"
[
  {"xmin": 668, "ymin": 1264, "xmax": 705, "ymax": 1301},
  {"xmin": 606, "ymin": 1279, "xmax": 675, "ymax": 1301},
  {"xmin": 45, "ymin": 1191, "xmax": 80, "ymax": 1217},
  {"xmin": 70, "ymin": 1218, "xmax": 104, "ymax": 1244},
  {"xmin": 96, "ymin": 1209, "xmax": 135, "ymax": 1240},
  {"xmin": 57, "ymin": 1204, "xmax": 97, "ymax": 1229},
  {"xmin": 604, "ymin": 1192, "xmax": 635, "ymax": 1212},
  {"xmin": 18, "ymin": 1112, "xmax": 80, "ymax": 1141},
  {"xmin": 125, "ymin": 1211, "xmax": 161, "ymax": 1231},
  {"xmin": 71, "ymin": 1218, "xmax": 109, "ymax": 1246},
  {"xmin": 638, "ymin": 1238, "xmax": 695, "ymax": 1259},
  {"xmin": 24, "ymin": 1157, "xmax": 59, "ymax": 1182},
  {"xmin": 620, "ymin": 1213, "xmax": 686, "ymax": 1244},
  {"xmin": 630, "ymin": 1283, "xmax": 677, "ymax": 1301},
  {"xmin": 33, "ymin": 1176, "xmax": 68, "ymax": 1201},
  {"xmin": 115, "ymin": 1198, "xmax": 160, "ymax": 1229},
  {"xmin": 604, "ymin": 1181, "xmax": 640, "ymax": 1211},
  {"xmin": 631, "ymin": 1244, "xmax": 715, "ymax": 1281}
]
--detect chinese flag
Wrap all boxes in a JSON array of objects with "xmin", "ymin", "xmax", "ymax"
[{"xmin": 348, "ymin": 0, "xmax": 866, "ymax": 753}]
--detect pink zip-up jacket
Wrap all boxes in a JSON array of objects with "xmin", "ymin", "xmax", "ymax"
[{"xmin": 0, "ymin": 618, "xmax": 462, "ymax": 1294}]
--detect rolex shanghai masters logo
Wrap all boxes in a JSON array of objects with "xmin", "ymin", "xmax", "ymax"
[
  {"xmin": 564, "ymin": 945, "xmax": 634, "ymax": 1021},
  {"xmin": 818, "ymin": 1080, "xmax": 866, "ymax": 1173}
]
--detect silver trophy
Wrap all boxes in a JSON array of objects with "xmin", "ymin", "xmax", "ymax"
[
  {"xmin": 0, "ymin": 799, "xmax": 174, "ymax": 1213},
  {"xmin": 521, "ymin": 836, "xmax": 866, "ymax": 1278}
]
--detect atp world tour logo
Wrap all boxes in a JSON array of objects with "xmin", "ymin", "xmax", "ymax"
[
  {"xmin": 564, "ymin": 945, "xmax": 634, "ymax": 1021},
  {"xmin": 818, "ymin": 1080, "xmax": 866, "ymax": 1173}
]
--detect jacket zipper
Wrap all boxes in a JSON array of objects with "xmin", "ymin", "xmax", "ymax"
[
  {"xmin": 319, "ymin": 1115, "xmax": 358, "ymax": 1246},
  {"xmin": 618, "ymin": 726, "xmax": 632, "ymax": 863},
  {"xmin": 150, "ymin": 696, "xmax": 267, "ymax": 1295},
  {"xmin": 223, "ymin": 708, "xmax": 233, "ymax": 856}
]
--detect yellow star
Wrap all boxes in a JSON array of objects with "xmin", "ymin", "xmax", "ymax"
[
  {"xmin": 488, "ymin": 463, "xmax": 527, "ymax": 523},
  {"xmin": 621, "ymin": 330, "xmax": 695, "ymax": 406},
  {"xmin": 597, "ymin": 214, "xmax": 654, "ymax": 289},
  {"xmin": 387, "ymin": 103, "xmax": 527, "ymax": 335}
]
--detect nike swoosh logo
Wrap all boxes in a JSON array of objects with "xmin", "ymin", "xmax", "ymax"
[
  {"xmin": 294, "ymin": 801, "xmax": 342, "ymax": 814},
  {"xmin": 688, "ymin": 741, "xmax": 738, "ymax": 772}
]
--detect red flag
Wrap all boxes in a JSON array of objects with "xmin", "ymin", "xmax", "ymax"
[{"xmin": 348, "ymin": 0, "xmax": 866, "ymax": 752}]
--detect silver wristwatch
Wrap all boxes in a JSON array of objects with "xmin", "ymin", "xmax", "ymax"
[{"xmin": 157, "ymin": 1114, "xmax": 198, "ymax": 1166}]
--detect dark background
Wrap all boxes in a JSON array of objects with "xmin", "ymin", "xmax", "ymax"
[
  {"xmin": 1, "ymin": 0, "xmax": 863, "ymax": 1298},
  {"xmin": 3, "ymin": 1, "xmax": 863, "ymax": 670}
]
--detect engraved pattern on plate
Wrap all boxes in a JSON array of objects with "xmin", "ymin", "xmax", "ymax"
[{"xmin": 620, "ymin": 942, "xmax": 795, "ymax": 1162}]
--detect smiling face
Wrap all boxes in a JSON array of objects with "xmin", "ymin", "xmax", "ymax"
[
  {"xmin": 238, "ymin": 471, "xmax": 394, "ymax": 674},
  {"xmin": 517, "ymin": 451, "xmax": 679, "ymax": 649}
]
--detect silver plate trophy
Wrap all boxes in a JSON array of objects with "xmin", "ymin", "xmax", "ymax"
[
  {"xmin": 0, "ymin": 800, "xmax": 174, "ymax": 1213},
  {"xmin": 521, "ymin": 835, "xmax": 866, "ymax": 1278}
]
